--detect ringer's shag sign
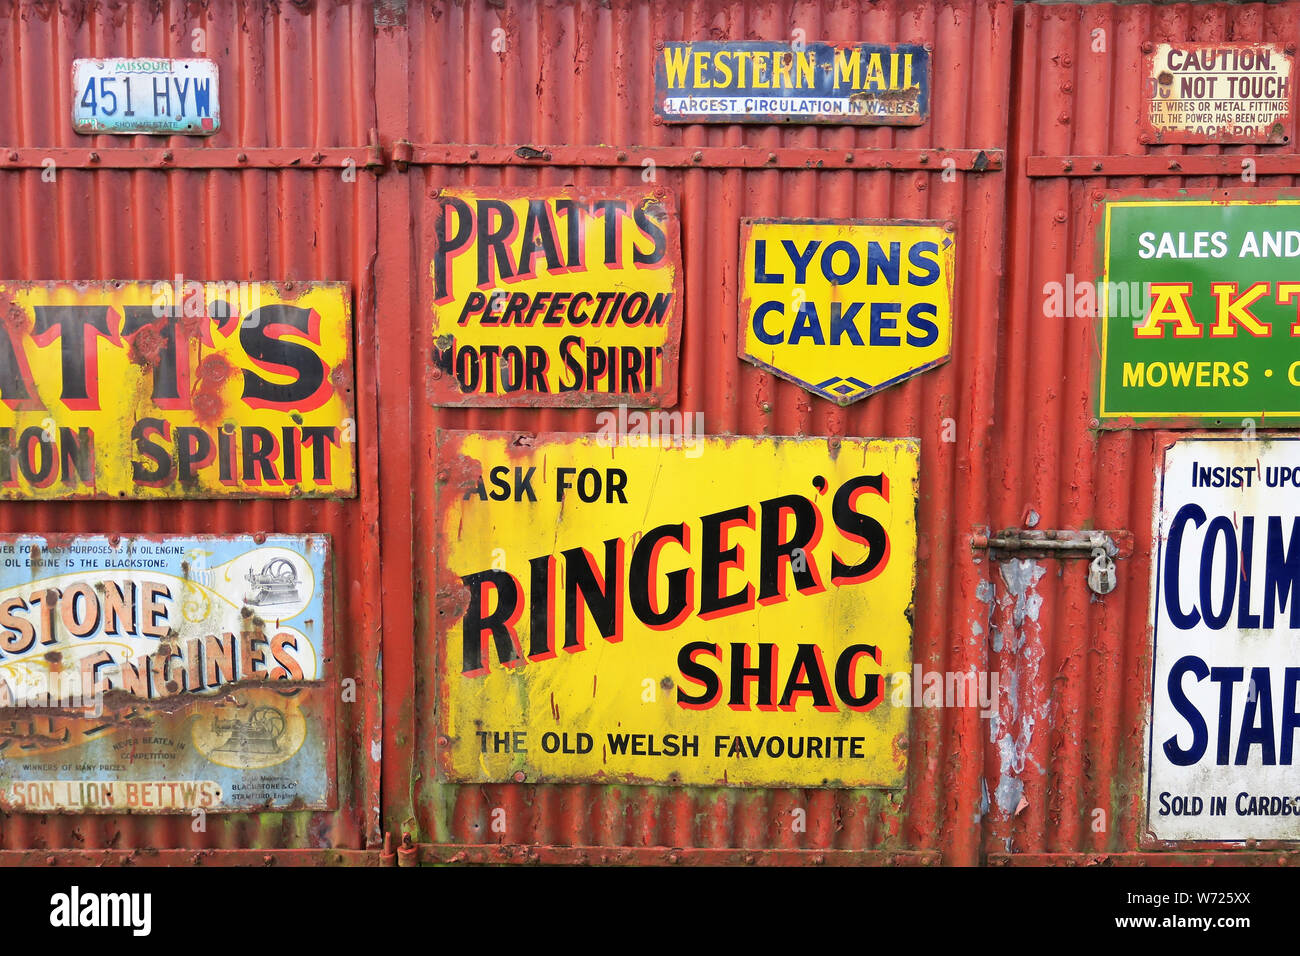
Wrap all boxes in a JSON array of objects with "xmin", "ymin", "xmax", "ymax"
[
  {"xmin": 429, "ymin": 188, "xmax": 683, "ymax": 407},
  {"xmin": 0, "ymin": 281, "xmax": 355, "ymax": 499},
  {"xmin": 433, "ymin": 431, "xmax": 917, "ymax": 788},
  {"xmin": 1148, "ymin": 438, "xmax": 1300, "ymax": 841}
]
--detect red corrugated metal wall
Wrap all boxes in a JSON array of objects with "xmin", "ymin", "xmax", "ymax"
[
  {"xmin": 5, "ymin": 0, "xmax": 1298, "ymax": 866},
  {"xmin": 989, "ymin": 1, "xmax": 1300, "ymax": 864},
  {"xmin": 0, "ymin": 0, "xmax": 383, "ymax": 860},
  {"xmin": 374, "ymin": 0, "xmax": 1012, "ymax": 866}
]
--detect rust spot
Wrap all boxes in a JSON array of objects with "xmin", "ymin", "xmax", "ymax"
[
  {"xmin": 330, "ymin": 363, "xmax": 354, "ymax": 394},
  {"xmin": 198, "ymin": 354, "xmax": 232, "ymax": 383},
  {"xmin": 127, "ymin": 321, "xmax": 167, "ymax": 367},
  {"xmin": 193, "ymin": 389, "xmax": 223, "ymax": 421}
]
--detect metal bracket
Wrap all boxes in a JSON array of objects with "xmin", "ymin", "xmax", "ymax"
[
  {"xmin": 971, "ymin": 529, "xmax": 1128, "ymax": 596},
  {"xmin": 972, "ymin": 529, "xmax": 1121, "ymax": 557}
]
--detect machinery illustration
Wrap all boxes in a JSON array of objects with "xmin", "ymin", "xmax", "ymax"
[
  {"xmin": 244, "ymin": 557, "xmax": 301, "ymax": 606},
  {"xmin": 212, "ymin": 706, "xmax": 287, "ymax": 755}
]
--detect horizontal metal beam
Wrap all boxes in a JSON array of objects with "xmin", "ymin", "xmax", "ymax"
[
  {"xmin": 0, "ymin": 849, "xmax": 383, "ymax": 867},
  {"xmin": 417, "ymin": 843, "xmax": 940, "ymax": 866},
  {"xmin": 0, "ymin": 144, "xmax": 1003, "ymax": 174},
  {"xmin": 404, "ymin": 144, "xmax": 1003, "ymax": 172},
  {"xmin": 990, "ymin": 851, "xmax": 1296, "ymax": 867},
  {"xmin": 1027, "ymin": 153, "xmax": 1300, "ymax": 178},
  {"xmin": 0, "ymin": 147, "xmax": 377, "ymax": 171}
]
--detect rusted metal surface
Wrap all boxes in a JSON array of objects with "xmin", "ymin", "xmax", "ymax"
[
  {"xmin": 377, "ymin": 0, "xmax": 1012, "ymax": 865},
  {"xmin": 420, "ymin": 843, "xmax": 940, "ymax": 866},
  {"xmin": 0, "ymin": 0, "xmax": 382, "ymax": 854},
  {"xmin": 0, "ymin": 848, "xmax": 383, "ymax": 866},
  {"xmin": 990, "ymin": 0, "xmax": 1300, "ymax": 862}
]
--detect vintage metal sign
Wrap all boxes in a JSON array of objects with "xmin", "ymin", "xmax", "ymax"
[
  {"xmin": 434, "ymin": 430, "xmax": 917, "ymax": 788},
  {"xmin": 1097, "ymin": 197, "xmax": 1300, "ymax": 427},
  {"xmin": 72, "ymin": 58, "xmax": 220, "ymax": 136},
  {"xmin": 0, "ymin": 534, "xmax": 334, "ymax": 813},
  {"xmin": 429, "ymin": 188, "xmax": 683, "ymax": 407},
  {"xmin": 654, "ymin": 41, "xmax": 930, "ymax": 125},
  {"xmin": 738, "ymin": 219, "xmax": 955, "ymax": 405},
  {"xmin": 0, "ymin": 280, "xmax": 355, "ymax": 498},
  {"xmin": 1147, "ymin": 437, "xmax": 1300, "ymax": 842},
  {"xmin": 1142, "ymin": 43, "xmax": 1292, "ymax": 145}
]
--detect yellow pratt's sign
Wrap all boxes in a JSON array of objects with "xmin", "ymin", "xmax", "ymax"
[
  {"xmin": 739, "ymin": 219, "xmax": 955, "ymax": 405},
  {"xmin": 0, "ymin": 281, "xmax": 355, "ymax": 499},
  {"xmin": 428, "ymin": 187, "xmax": 683, "ymax": 407},
  {"xmin": 434, "ymin": 430, "xmax": 917, "ymax": 788}
]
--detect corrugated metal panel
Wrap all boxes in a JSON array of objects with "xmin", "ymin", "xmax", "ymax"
[
  {"xmin": 0, "ymin": 0, "xmax": 382, "ymax": 855},
  {"xmin": 989, "ymin": 1, "xmax": 1300, "ymax": 862},
  {"xmin": 376, "ymin": 0, "xmax": 1012, "ymax": 864}
]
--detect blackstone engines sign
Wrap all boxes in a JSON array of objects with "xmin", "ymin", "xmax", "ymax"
[
  {"xmin": 1148, "ymin": 438, "xmax": 1300, "ymax": 841},
  {"xmin": 433, "ymin": 431, "xmax": 918, "ymax": 788},
  {"xmin": 0, "ymin": 534, "xmax": 334, "ymax": 813}
]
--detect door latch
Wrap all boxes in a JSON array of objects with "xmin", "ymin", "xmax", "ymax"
[{"xmin": 972, "ymin": 529, "xmax": 1127, "ymax": 596}]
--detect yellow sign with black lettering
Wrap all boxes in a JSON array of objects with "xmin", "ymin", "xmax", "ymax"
[
  {"xmin": 738, "ymin": 219, "xmax": 955, "ymax": 405},
  {"xmin": 434, "ymin": 431, "xmax": 917, "ymax": 788},
  {"xmin": 0, "ymin": 281, "xmax": 355, "ymax": 499}
]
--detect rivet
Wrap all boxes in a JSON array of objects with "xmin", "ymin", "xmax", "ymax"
[
  {"xmin": 161, "ymin": 151, "xmax": 173, "ymax": 162},
  {"xmin": 237, "ymin": 152, "xmax": 248, "ymax": 163}
]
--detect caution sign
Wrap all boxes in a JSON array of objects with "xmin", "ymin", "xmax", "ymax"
[
  {"xmin": 1143, "ymin": 43, "xmax": 1293, "ymax": 145},
  {"xmin": 1148, "ymin": 438, "xmax": 1300, "ymax": 841},
  {"xmin": 429, "ymin": 188, "xmax": 683, "ymax": 407},
  {"xmin": 0, "ymin": 534, "xmax": 334, "ymax": 813},
  {"xmin": 434, "ymin": 431, "xmax": 917, "ymax": 788},
  {"xmin": 0, "ymin": 280, "xmax": 355, "ymax": 499},
  {"xmin": 738, "ymin": 219, "xmax": 955, "ymax": 405},
  {"xmin": 654, "ymin": 40, "xmax": 930, "ymax": 125},
  {"xmin": 1098, "ymin": 198, "xmax": 1300, "ymax": 427}
]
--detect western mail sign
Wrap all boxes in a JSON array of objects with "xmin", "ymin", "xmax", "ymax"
[
  {"xmin": 429, "ymin": 188, "xmax": 683, "ymax": 407},
  {"xmin": 739, "ymin": 219, "xmax": 955, "ymax": 405},
  {"xmin": 0, "ymin": 534, "xmax": 334, "ymax": 813},
  {"xmin": 1148, "ymin": 438, "xmax": 1300, "ymax": 842},
  {"xmin": 0, "ymin": 280, "xmax": 355, "ymax": 498},
  {"xmin": 434, "ymin": 430, "xmax": 918, "ymax": 788},
  {"xmin": 1098, "ymin": 198, "xmax": 1300, "ymax": 427},
  {"xmin": 654, "ymin": 41, "xmax": 930, "ymax": 125}
]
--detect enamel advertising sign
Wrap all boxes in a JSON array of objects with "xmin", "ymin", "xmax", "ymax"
[
  {"xmin": 0, "ymin": 534, "xmax": 334, "ymax": 813},
  {"xmin": 434, "ymin": 430, "xmax": 918, "ymax": 788},
  {"xmin": 0, "ymin": 280, "xmax": 356, "ymax": 499},
  {"xmin": 1148, "ymin": 437, "xmax": 1300, "ymax": 841},
  {"xmin": 429, "ymin": 188, "xmax": 683, "ymax": 407},
  {"xmin": 1098, "ymin": 198, "xmax": 1300, "ymax": 427},
  {"xmin": 739, "ymin": 219, "xmax": 955, "ymax": 405},
  {"xmin": 1142, "ymin": 43, "xmax": 1292, "ymax": 145},
  {"xmin": 654, "ymin": 41, "xmax": 931, "ymax": 125}
]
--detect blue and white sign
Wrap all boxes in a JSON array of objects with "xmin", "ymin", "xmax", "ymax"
[
  {"xmin": 1148, "ymin": 437, "xmax": 1300, "ymax": 841},
  {"xmin": 0, "ymin": 534, "xmax": 334, "ymax": 813},
  {"xmin": 72, "ymin": 58, "xmax": 220, "ymax": 136}
]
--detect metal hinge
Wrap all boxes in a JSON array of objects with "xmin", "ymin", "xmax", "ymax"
[{"xmin": 971, "ymin": 528, "xmax": 1128, "ymax": 596}]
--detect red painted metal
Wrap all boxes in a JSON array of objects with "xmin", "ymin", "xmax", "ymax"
[
  {"xmin": 0, "ymin": 0, "xmax": 382, "ymax": 854},
  {"xmin": 6, "ymin": 0, "xmax": 1295, "ymax": 868},
  {"xmin": 990, "ymin": 0, "xmax": 1300, "ymax": 863},
  {"xmin": 375, "ymin": 0, "xmax": 1011, "ymax": 866}
]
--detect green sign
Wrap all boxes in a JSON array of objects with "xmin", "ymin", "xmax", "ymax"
[{"xmin": 1098, "ymin": 198, "xmax": 1300, "ymax": 426}]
